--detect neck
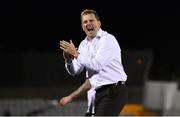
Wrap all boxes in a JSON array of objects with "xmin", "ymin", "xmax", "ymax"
[
  {"xmin": 87, "ymin": 36, "xmax": 95, "ymax": 41},
  {"xmin": 87, "ymin": 38, "xmax": 93, "ymax": 41}
]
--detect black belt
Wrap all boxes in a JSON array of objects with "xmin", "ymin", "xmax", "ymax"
[{"xmin": 95, "ymin": 81, "xmax": 125, "ymax": 92}]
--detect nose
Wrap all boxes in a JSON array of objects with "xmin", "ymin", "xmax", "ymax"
[{"xmin": 86, "ymin": 20, "xmax": 92, "ymax": 25}]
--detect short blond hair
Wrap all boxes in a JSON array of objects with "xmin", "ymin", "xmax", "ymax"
[{"xmin": 80, "ymin": 9, "xmax": 100, "ymax": 22}]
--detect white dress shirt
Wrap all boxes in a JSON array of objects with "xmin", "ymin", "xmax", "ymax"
[{"xmin": 65, "ymin": 29, "xmax": 127, "ymax": 89}]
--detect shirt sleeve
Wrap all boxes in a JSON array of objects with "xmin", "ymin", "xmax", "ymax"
[
  {"xmin": 65, "ymin": 42, "xmax": 85, "ymax": 76},
  {"xmin": 65, "ymin": 59, "xmax": 84, "ymax": 76},
  {"xmin": 76, "ymin": 36, "xmax": 116, "ymax": 72}
]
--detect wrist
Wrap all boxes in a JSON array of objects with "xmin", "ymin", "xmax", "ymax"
[
  {"xmin": 65, "ymin": 58, "xmax": 72, "ymax": 63},
  {"xmin": 73, "ymin": 51, "xmax": 80, "ymax": 58},
  {"xmin": 69, "ymin": 94, "xmax": 76, "ymax": 100}
]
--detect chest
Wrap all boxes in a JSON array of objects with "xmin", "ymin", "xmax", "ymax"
[{"xmin": 82, "ymin": 42, "xmax": 99, "ymax": 58}]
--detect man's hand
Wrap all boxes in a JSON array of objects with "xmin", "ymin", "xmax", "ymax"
[
  {"xmin": 63, "ymin": 51, "xmax": 73, "ymax": 62},
  {"xmin": 59, "ymin": 40, "xmax": 79, "ymax": 58},
  {"xmin": 59, "ymin": 96, "xmax": 73, "ymax": 106}
]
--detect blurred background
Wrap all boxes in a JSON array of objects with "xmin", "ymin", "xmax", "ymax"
[{"xmin": 0, "ymin": 0, "xmax": 180, "ymax": 116}]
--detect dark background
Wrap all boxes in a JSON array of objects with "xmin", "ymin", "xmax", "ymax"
[{"xmin": 0, "ymin": 0, "xmax": 180, "ymax": 87}]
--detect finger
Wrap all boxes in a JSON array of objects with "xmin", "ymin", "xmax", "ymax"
[
  {"xmin": 59, "ymin": 100, "xmax": 63, "ymax": 106},
  {"xmin": 70, "ymin": 40, "xmax": 73, "ymax": 44},
  {"xmin": 60, "ymin": 46, "xmax": 66, "ymax": 52},
  {"xmin": 60, "ymin": 101, "xmax": 65, "ymax": 106},
  {"xmin": 60, "ymin": 99, "xmax": 66, "ymax": 105},
  {"xmin": 60, "ymin": 41, "xmax": 66, "ymax": 46},
  {"xmin": 59, "ymin": 44, "xmax": 66, "ymax": 49},
  {"xmin": 60, "ymin": 41, "xmax": 68, "ymax": 48},
  {"xmin": 70, "ymin": 40, "xmax": 75, "ymax": 47},
  {"xmin": 61, "ymin": 101, "xmax": 67, "ymax": 106},
  {"xmin": 60, "ymin": 43, "xmax": 67, "ymax": 49},
  {"xmin": 60, "ymin": 103, "xmax": 65, "ymax": 106},
  {"xmin": 60, "ymin": 41, "xmax": 72, "ymax": 50},
  {"xmin": 61, "ymin": 40, "xmax": 71, "ymax": 46}
]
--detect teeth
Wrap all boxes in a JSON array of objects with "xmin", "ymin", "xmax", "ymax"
[
  {"xmin": 87, "ymin": 29, "xmax": 92, "ymax": 31},
  {"xmin": 88, "ymin": 30, "xmax": 93, "ymax": 32}
]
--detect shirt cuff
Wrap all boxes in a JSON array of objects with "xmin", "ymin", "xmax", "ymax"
[
  {"xmin": 76, "ymin": 54, "xmax": 86, "ymax": 65},
  {"xmin": 66, "ymin": 59, "xmax": 72, "ymax": 64}
]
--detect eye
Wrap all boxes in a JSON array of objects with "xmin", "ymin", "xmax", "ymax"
[
  {"xmin": 83, "ymin": 20, "xmax": 87, "ymax": 24},
  {"xmin": 89, "ymin": 20, "xmax": 94, "ymax": 22}
]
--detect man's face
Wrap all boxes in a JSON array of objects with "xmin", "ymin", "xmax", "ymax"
[{"xmin": 81, "ymin": 14, "xmax": 101, "ymax": 39}]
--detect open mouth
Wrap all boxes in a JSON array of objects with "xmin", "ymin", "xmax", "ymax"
[
  {"xmin": 86, "ymin": 25, "xmax": 94, "ymax": 32},
  {"xmin": 87, "ymin": 28, "xmax": 94, "ymax": 33}
]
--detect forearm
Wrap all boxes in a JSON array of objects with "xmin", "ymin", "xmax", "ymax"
[{"xmin": 69, "ymin": 79, "xmax": 91, "ymax": 100}]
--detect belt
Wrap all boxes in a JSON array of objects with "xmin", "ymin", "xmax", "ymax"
[{"xmin": 95, "ymin": 81, "xmax": 125, "ymax": 92}]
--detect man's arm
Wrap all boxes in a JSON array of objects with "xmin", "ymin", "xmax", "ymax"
[
  {"xmin": 63, "ymin": 51, "xmax": 73, "ymax": 63},
  {"xmin": 60, "ymin": 40, "xmax": 84, "ymax": 75},
  {"xmin": 59, "ymin": 38, "xmax": 116, "ymax": 72},
  {"xmin": 59, "ymin": 79, "xmax": 91, "ymax": 106}
]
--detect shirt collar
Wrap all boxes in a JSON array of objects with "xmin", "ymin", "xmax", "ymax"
[
  {"xmin": 85, "ymin": 28, "xmax": 103, "ymax": 42},
  {"xmin": 96, "ymin": 28, "xmax": 103, "ymax": 39}
]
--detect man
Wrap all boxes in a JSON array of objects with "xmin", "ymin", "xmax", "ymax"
[{"xmin": 59, "ymin": 9, "xmax": 128, "ymax": 116}]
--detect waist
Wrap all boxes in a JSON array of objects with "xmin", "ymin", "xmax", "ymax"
[{"xmin": 95, "ymin": 81, "xmax": 125, "ymax": 92}]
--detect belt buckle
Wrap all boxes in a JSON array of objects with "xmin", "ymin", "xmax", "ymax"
[{"xmin": 116, "ymin": 81, "xmax": 125, "ymax": 85}]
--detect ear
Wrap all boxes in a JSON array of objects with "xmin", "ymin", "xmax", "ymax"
[
  {"xmin": 98, "ymin": 21, "xmax": 101, "ymax": 27},
  {"xmin": 82, "ymin": 23, "xmax": 85, "ymax": 31}
]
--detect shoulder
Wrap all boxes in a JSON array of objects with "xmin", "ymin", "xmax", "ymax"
[
  {"xmin": 100, "ymin": 30, "xmax": 118, "ymax": 45},
  {"xmin": 99, "ymin": 30, "xmax": 121, "ymax": 50}
]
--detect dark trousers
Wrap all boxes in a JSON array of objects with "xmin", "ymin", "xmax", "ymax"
[{"xmin": 94, "ymin": 83, "xmax": 128, "ymax": 116}]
